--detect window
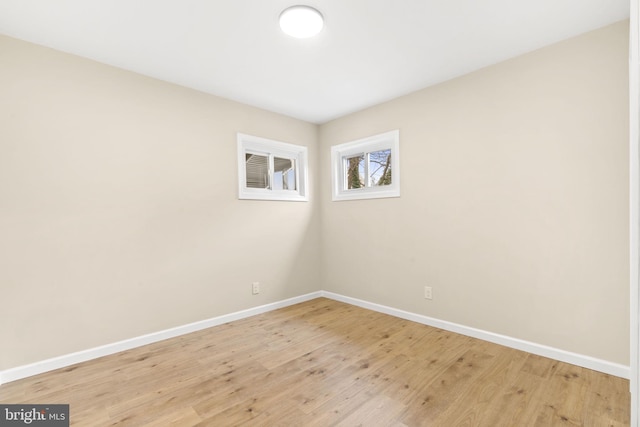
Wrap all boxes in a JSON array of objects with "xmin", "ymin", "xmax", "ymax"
[
  {"xmin": 237, "ymin": 133, "xmax": 308, "ymax": 201},
  {"xmin": 331, "ymin": 130, "xmax": 400, "ymax": 201}
]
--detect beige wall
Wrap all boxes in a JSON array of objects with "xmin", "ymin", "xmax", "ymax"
[
  {"xmin": 319, "ymin": 21, "xmax": 630, "ymax": 365},
  {"xmin": 0, "ymin": 20, "xmax": 630, "ymax": 371},
  {"xmin": 0, "ymin": 35, "xmax": 320, "ymax": 370}
]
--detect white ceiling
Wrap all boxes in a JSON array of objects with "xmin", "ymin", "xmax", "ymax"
[{"xmin": 0, "ymin": 0, "xmax": 630, "ymax": 123}]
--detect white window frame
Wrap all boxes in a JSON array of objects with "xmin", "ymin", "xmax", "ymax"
[
  {"xmin": 331, "ymin": 130, "xmax": 400, "ymax": 201},
  {"xmin": 237, "ymin": 133, "xmax": 308, "ymax": 201}
]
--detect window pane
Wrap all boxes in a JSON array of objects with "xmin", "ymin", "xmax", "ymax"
[
  {"xmin": 369, "ymin": 149, "xmax": 392, "ymax": 187},
  {"xmin": 238, "ymin": 133, "xmax": 308, "ymax": 201},
  {"xmin": 330, "ymin": 129, "xmax": 399, "ymax": 201},
  {"xmin": 273, "ymin": 157, "xmax": 296, "ymax": 191},
  {"xmin": 245, "ymin": 153, "xmax": 270, "ymax": 189},
  {"xmin": 344, "ymin": 155, "xmax": 364, "ymax": 189}
]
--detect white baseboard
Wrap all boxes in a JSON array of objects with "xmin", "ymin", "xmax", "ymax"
[
  {"xmin": 0, "ymin": 292, "xmax": 322, "ymax": 385},
  {"xmin": 320, "ymin": 291, "xmax": 630, "ymax": 379},
  {"xmin": 0, "ymin": 289, "xmax": 629, "ymax": 385}
]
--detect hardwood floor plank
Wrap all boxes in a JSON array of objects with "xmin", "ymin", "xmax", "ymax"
[
  {"xmin": 582, "ymin": 366, "xmax": 631, "ymax": 426},
  {"xmin": 472, "ymin": 370, "xmax": 546, "ymax": 426},
  {"xmin": 304, "ymin": 387, "xmax": 379, "ymax": 425},
  {"xmin": 376, "ymin": 334, "xmax": 473, "ymax": 404},
  {"xmin": 287, "ymin": 350, "xmax": 398, "ymax": 420},
  {"xmin": 0, "ymin": 298, "xmax": 630, "ymax": 426},
  {"xmin": 520, "ymin": 353, "xmax": 560, "ymax": 379},
  {"xmin": 533, "ymin": 363, "xmax": 593, "ymax": 426},
  {"xmin": 334, "ymin": 394, "xmax": 407, "ymax": 427},
  {"xmin": 400, "ymin": 348, "xmax": 497, "ymax": 426},
  {"xmin": 434, "ymin": 347, "xmax": 529, "ymax": 426},
  {"xmin": 143, "ymin": 407, "xmax": 202, "ymax": 427}
]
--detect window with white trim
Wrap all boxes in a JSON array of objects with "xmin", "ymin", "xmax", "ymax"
[
  {"xmin": 331, "ymin": 130, "xmax": 400, "ymax": 201},
  {"xmin": 237, "ymin": 133, "xmax": 308, "ymax": 201}
]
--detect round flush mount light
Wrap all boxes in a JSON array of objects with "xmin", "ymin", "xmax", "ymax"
[{"xmin": 279, "ymin": 5, "xmax": 324, "ymax": 38}]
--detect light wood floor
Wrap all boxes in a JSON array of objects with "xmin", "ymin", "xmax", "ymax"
[{"xmin": 0, "ymin": 298, "xmax": 630, "ymax": 426}]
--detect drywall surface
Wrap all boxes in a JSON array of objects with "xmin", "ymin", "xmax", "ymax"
[
  {"xmin": 319, "ymin": 21, "xmax": 630, "ymax": 365},
  {"xmin": 0, "ymin": 35, "xmax": 320, "ymax": 369},
  {"xmin": 0, "ymin": 20, "xmax": 630, "ymax": 371}
]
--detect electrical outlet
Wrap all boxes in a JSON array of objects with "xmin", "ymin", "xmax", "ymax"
[
  {"xmin": 424, "ymin": 286, "xmax": 432, "ymax": 300},
  {"xmin": 252, "ymin": 282, "xmax": 260, "ymax": 295}
]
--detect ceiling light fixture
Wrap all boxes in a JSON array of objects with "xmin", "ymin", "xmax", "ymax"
[{"xmin": 279, "ymin": 5, "xmax": 324, "ymax": 39}]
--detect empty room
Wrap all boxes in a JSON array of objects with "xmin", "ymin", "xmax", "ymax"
[{"xmin": 1, "ymin": 1, "xmax": 638, "ymax": 426}]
